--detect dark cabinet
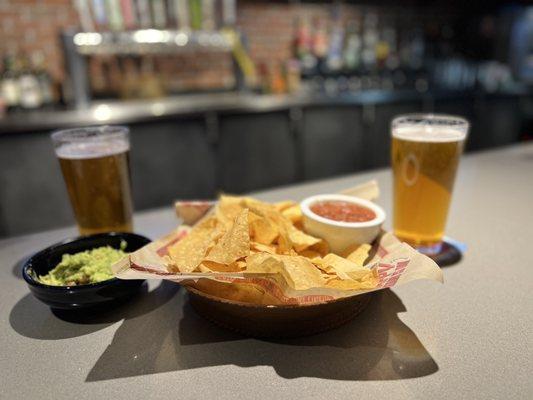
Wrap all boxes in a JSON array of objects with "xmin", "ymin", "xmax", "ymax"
[
  {"xmin": 217, "ymin": 112, "xmax": 296, "ymax": 193},
  {"xmin": 0, "ymin": 132, "xmax": 73, "ymax": 236},
  {"xmin": 129, "ymin": 119, "xmax": 216, "ymax": 208},
  {"xmin": 364, "ymin": 101, "xmax": 423, "ymax": 169},
  {"xmin": 301, "ymin": 106, "xmax": 364, "ymax": 180},
  {"xmin": 474, "ymin": 97, "xmax": 522, "ymax": 149}
]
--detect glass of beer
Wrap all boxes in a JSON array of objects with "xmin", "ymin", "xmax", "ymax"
[
  {"xmin": 391, "ymin": 114, "xmax": 469, "ymax": 255},
  {"xmin": 51, "ymin": 126, "xmax": 134, "ymax": 235}
]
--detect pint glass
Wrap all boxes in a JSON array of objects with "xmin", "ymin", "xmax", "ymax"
[
  {"xmin": 51, "ymin": 126, "xmax": 133, "ymax": 235},
  {"xmin": 391, "ymin": 114, "xmax": 468, "ymax": 254}
]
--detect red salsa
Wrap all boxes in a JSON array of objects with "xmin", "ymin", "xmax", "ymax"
[{"xmin": 310, "ymin": 200, "xmax": 376, "ymax": 223}]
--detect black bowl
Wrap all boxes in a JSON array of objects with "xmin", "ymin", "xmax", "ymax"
[{"xmin": 22, "ymin": 232, "xmax": 151, "ymax": 310}]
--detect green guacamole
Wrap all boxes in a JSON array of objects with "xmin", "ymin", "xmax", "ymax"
[{"xmin": 38, "ymin": 241, "xmax": 128, "ymax": 286}]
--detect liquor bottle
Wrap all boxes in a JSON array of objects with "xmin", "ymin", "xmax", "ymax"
[
  {"xmin": 18, "ymin": 54, "xmax": 43, "ymax": 109},
  {"xmin": 31, "ymin": 52, "xmax": 55, "ymax": 107},
  {"xmin": 119, "ymin": 57, "xmax": 139, "ymax": 99},
  {"xmin": 326, "ymin": 6, "xmax": 345, "ymax": 73},
  {"xmin": 286, "ymin": 58, "xmax": 301, "ymax": 93},
  {"xmin": 1, "ymin": 55, "xmax": 21, "ymax": 111},
  {"xmin": 343, "ymin": 19, "xmax": 362, "ymax": 71},
  {"xmin": 409, "ymin": 28, "xmax": 425, "ymax": 70},
  {"xmin": 375, "ymin": 25, "xmax": 390, "ymax": 70},
  {"xmin": 0, "ymin": 58, "xmax": 5, "ymax": 115},
  {"xmin": 270, "ymin": 62, "xmax": 287, "ymax": 94},
  {"xmin": 139, "ymin": 56, "xmax": 165, "ymax": 98},
  {"xmin": 295, "ymin": 17, "xmax": 316, "ymax": 75},
  {"xmin": 362, "ymin": 13, "xmax": 378, "ymax": 71},
  {"xmin": 384, "ymin": 24, "xmax": 399, "ymax": 71},
  {"xmin": 312, "ymin": 17, "xmax": 328, "ymax": 73},
  {"xmin": 257, "ymin": 62, "xmax": 270, "ymax": 94}
]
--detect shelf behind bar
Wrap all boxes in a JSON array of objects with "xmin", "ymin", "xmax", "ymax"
[{"xmin": 72, "ymin": 29, "xmax": 233, "ymax": 55}]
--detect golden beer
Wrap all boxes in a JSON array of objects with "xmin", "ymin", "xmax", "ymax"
[
  {"xmin": 391, "ymin": 115, "xmax": 468, "ymax": 253},
  {"xmin": 52, "ymin": 127, "xmax": 133, "ymax": 235}
]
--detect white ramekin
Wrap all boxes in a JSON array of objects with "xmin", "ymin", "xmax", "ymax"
[{"xmin": 300, "ymin": 194, "xmax": 386, "ymax": 255}]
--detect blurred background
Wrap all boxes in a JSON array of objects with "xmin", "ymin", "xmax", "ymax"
[{"xmin": 0, "ymin": 0, "xmax": 532, "ymax": 237}]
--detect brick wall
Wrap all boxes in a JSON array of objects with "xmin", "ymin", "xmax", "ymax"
[
  {"xmin": 0, "ymin": 1, "xmax": 450, "ymax": 94},
  {"xmin": 0, "ymin": 0, "xmax": 78, "ymax": 81}
]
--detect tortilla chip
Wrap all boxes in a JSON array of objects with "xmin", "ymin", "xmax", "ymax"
[
  {"xmin": 282, "ymin": 204, "xmax": 302, "ymax": 224},
  {"xmin": 299, "ymin": 249, "xmax": 322, "ymax": 259},
  {"xmin": 246, "ymin": 253, "xmax": 325, "ymax": 290},
  {"xmin": 345, "ymin": 244, "xmax": 372, "ymax": 266},
  {"xmin": 250, "ymin": 216, "xmax": 279, "ymax": 245},
  {"xmin": 199, "ymin": 260, "xmax": 245, "ymax": 272},
  {"xmin": 187, "ymin": 279, "xmax": 285, "ymax": 305},
  {"xmin": 274, "ymin": 200, "xmax": 296, "ymax": 212},
  {"xmin": 323, "ymin": 253, "xmax": 374, "ymax": 280},
  {"xmin": 167, "ymin": 216, "xmax": 221, "ymax": 273},
  {"xmin": 204, "ymin": 209, "xmax": 250, "ymax": 265},
  {"xmin": 287, "ymin": 224, "xmax": 323, "ymax": 252},
  {"xmin": 216, "ymin": 195, "xmax": 248, "ymax": 228},
  {"xmin": 251, "ymin": 241, "xmax": 277, "ymax": 254}
]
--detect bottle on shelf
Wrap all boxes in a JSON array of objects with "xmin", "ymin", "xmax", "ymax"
[
  {"xmin": 0, "ymin": 58, "xmax": 5, "ymax": 116},
  {"xmin": 294, "ymin": 16, "xmax": 317, "ymax": 75},
  {"xmin": 257, "ymin": 62, "xmax": 270, "ymax": 94},
  {"xmin": 343, "ymin": 19, "xmax": 362, "ymax": 72},
  {"xmin": 138, "ymin": 56, "xmax": 165, "ymax": 98},
  {"xmin": 375, "ymin": 24, "xmax": 391, "ymax": 71},
  {"xmin": 1, "ymin": 54, "xmax": 21, "ymax": 112},
  {"xmin": 362, "ymin": 12, "xmax": 378, "ymax": 72},
  {"xmin": 312, "ymin": 17, "xmax": 328, "ymax": 74},
  {"xmin": 31, "ymin": 52, "xmax": 55, "ymax": 107},
  {"xmin": 270, "ymin": 62, "xmax": 287, "ymax": 95},
  {"xmin": 18, "ymin": 54, "xmax": 43, "ymax": 110},
  {"xmin": 326, "ymin": 5, "xmax": 345, "ymax": 73},
  {"xmin": 286, "ymin": 58, "xmax": 301, "ymax": 94}
]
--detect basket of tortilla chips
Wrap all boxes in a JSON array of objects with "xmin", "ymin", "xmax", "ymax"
[{"xmin": 113, "ymin": 181, "xmax": 442, "ymax": 337}]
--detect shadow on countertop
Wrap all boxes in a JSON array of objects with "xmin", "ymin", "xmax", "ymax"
[
  {"xmin": 9, "ymin": 281, "xmax": 178, "ymax": 340},
  {"xmin": 86, "ymin": 289, "xmax": 438, "ymax": 382}
]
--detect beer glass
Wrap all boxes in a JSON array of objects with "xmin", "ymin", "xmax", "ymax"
[
  {"xmin": 51, "ymin": 126, "xmax": 134, "ymax": 235},
  {"xmin": 391, "ymin": 114, "xmax": 468, "ymax": 255}
]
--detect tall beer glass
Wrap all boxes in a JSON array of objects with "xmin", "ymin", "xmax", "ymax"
[
  {"xmin": 391, "ymin": 114, "xmax": 468, "ymax": 254},
  {"xmin": 51, "ymin": 126, "xmax": 133, "ymax": 235}
]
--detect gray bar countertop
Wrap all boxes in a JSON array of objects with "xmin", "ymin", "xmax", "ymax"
[
  {"xmin": 1, "ymin": 144, "xmax": 532, "ymax": 399},
  {"xmin": 0, "ymin": 88, "xmax": 529, "ymax": 134}
]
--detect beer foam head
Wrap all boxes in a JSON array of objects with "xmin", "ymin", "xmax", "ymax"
[
  {"xmin": 52, "ymin": 126, "xmax": 129, "ymax": 159},
  {"xmin": 392, "ymin": 115, "xmax": 468, "ymax": 142},
  {"xmin": 55, "ymin": 140, "xmax": 129, "ymax": 159}
]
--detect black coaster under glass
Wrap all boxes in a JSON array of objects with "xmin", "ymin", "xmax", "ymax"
[{"xmin": 427, "ymin": 240, "xmax": 463, "ymax": 267}]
